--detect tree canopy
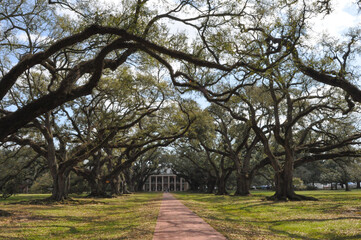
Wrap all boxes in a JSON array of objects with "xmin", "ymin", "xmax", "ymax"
[{"xmin": 1, "ymin": 0, "xmax": 361, "ymax": 201}]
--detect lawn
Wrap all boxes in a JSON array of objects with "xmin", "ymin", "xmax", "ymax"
[
  {"xmin": 1, "ymin": 191, "xmax": 360, "ymax": 240},
  {"xmin": 0, "ymin": 192, "xmax": 162, "ymax": 240},
  {"xmin": 174, "ymin": 190, "xmax": 361, "ymax": 240}
]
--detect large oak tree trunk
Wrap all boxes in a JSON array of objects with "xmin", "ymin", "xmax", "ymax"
[
  {"xmin": 110, "ymin": 175, "xmax": 122, "ymax": 196},
  {"xmin": 44, "ymin": 112, "xmax": 72, "ymax": 202},
  {"xmin": 268, "ymin": 160, "xmax": 317, "ymax": 201},
  {"xmin": 272, "ymin": 167, "xmax": 294, "ymax": 201},
  {"xmin": 74, "ymin": 167, "xmax": 110, "ymax": 198},
  {"xmin": 233, "ymin": 137, "xmax": 257, "ymax": 196},
  {"xmin": 215, "ymin": 175, "xmax": 228, "ymax": 195},
  {"xmin": 206, "ymin": 176, "xmax": 216, "ymax": 194},
  {"xmin": 46, "ymin": 131, "xmax": 71, "ymax": 201},
  {"xmin": 234, "ymin": 171, "xmax": 251, "ymax": 196},
  {"xmin": 88, "ymin": 178, "xmax": 108, "ymax": 197},
  {"xmin": 188, "ymin": 181, "xmax": 201, "ymax": 192},
  {"xmin": 124, "ymin": 170, "xmax": 135, "ymax": 192},
  {"xmin": 110, "ymin": 174, "xmax": 130, "ymax": 196},
  {"xmin": 121, "ymin": 173, "xmax": 131, "ymax": 194},
  {"xmin": 51, "ymin": 169, "xmax": 71, "ymax": 201},
  {"xmin": 136, "ymin": 178, "xmax": 147, "ymax": 191}
]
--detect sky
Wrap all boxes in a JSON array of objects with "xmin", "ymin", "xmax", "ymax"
[
  {"xmin": 311, "ymin": 0, "xmax": 361, "ymax": 38},
  {"xmin": 97, "ymin": 0, "xmax": 361, "ymax": 35},
  {"xmin": 71, "ymin": 0, "xmax": 361, "ymax": 108}
]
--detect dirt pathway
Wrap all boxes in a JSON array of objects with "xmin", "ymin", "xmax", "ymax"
[{"xmin": 153, "ymin": 193, "xmax": 226, "ymax": 240}]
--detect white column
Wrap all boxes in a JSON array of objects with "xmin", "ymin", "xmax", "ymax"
[
  {"xmin": 180, "ymin": 178, "xmax": 183, "ymax": 191},
  {"xmin": 168, "ymin": 176, "xmax": 170, "ymax": 191},
  {"xmin": 155, "ymin": 176, "xmax": 158, "ymax": 191},
  {"xmin": 149, "ymin": 176, "xmax": 152, "ymax": 192},
  {"xmin": 162, "ymin": 176, "xmax": 164, "ymax": 191},
  {"xmin": 174, "ymin": 176, "xmax": 176, "ymax": 191}
]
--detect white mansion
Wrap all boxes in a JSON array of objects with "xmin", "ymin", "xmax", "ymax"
[{"xmin": 143, "ymin": 168, "xmax": 189, "ymax": 192}]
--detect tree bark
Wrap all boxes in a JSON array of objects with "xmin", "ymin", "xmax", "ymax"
[
  {"xmin": 87, "ymin": 177, "xmax": 108, "ymax": 197},
  {"xmin": 110, "ymin": 175, "xmax": 122, "ymax": 196},
  {"xmin": 267, "ymin": 160, "xmax": 317, "ymax": 201},
  {"xmin": 124, "ymin": 169, "xmax": 135, "ymax": 192},
  {"xmin": 136, "ymin": 178, "xmax": 147, "ymax": 191},
  {"xmin": 234, "ymin": 171, "xmax": 252, "ymax": 196},
  {"xmin": 110, "ymin": 174, "xmax": 130, "ymax": 195},
  {"xmin": 50, "ymin": 168, "xmax": 71, "ymax": 201},
  {"xmin": 206, "ymin": 176, "xmax": 216, "ymax": 194},
  {"xmin": 215, "ymin": 174, "xmax": 228, "ymax": 195},
  {"xmin": 188, "ymin": 181, "xmax": 201, "ymax": 192}
]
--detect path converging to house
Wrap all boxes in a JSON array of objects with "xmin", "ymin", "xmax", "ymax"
[{"xmin": 153, "ymin": 193, "xmax": 226, "ymax": 240}]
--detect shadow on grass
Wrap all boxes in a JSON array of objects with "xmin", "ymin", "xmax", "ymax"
[
  {"xmin": 0, "ymin": 209, "xmax": 11, "ymax": 216},
  {"xmin": 1, "ymin": 193, "xmax": 161, "ymax": 206},
  {"xmin": 6, "ymin": 197, "xmax": 108, "ymax": 206},
  {"xmin": 237, "ymin": 201, "xmax": 279, "ymax": 210},
  {"xmin": 205, "ymin": 211, "xmax": 361, "ymax": 224},
  {"xmin": 1, "ymin": 214, "xmax": 156, "ymax": 238},
  {"xmin": 260, "ymin": 216, "xmax": 361, "ymax": 224},
  {"xmin": 0, "ymin": 236, "xmax": 24, "ymax": 240},
  {"xmin": 0, "ymin": 193, "xmax": 161, "ymax": 239},
  {"xmin": 190, "ymin": 207, "xmax": 361, "ymax": 240},
  {"xmin": 2, "ymin": 224, "xmax": 134, "ymax": 238},
  {"xmin": 269, "ymin": 226, "xmax": 361, "ymax": 240}
]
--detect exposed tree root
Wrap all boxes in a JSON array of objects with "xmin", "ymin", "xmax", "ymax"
[
  {"xmin": 215, "ymin": 192, "xmax": 229, "ymax": 195},
  {"xmin": 265, "ymin": 194, "xmax": 287, "ymax": 202},
  {"xmin": 86, "ymin": 193, "xmax": 112, "ymax": 198},
  {"xmin": 234, "ymin": 190, "xmax": 251, "ymax": 196},
  {"xmin": 289, "ymin": 194, "xmax": 318, "ymax": 201},
  {"xmin": 121, "ymin": 190, "xmax": 132, "ymax": 195},
  {"xmin": 0, "ymin": 209, "xmax": 11, "ymax": 217},
  {"xmin": 234, "ymin": 192, "xmax": 252, "ymax": 197},
  {"xmin": 266, "ymin": 193, "xmax": 318, "ymax": 201},
  {"xmin": 8, "ymin": 196, "xmax": 104, "ymax": 205}
]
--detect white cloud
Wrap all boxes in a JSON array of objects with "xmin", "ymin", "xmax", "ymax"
[{"xmin": 311, "ymin": 0, "xmax": 361, "ymax": 39}]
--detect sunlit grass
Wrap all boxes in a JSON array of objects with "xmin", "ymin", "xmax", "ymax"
[
  {"xmin": 0, "ymin": 192, "xmax": 162, "ymax": 240},
  {"xmin": 2, "ymin": 191, "xmax": 360, "ymax": 239},
  {"xmin": 174, "ymin": 190, "xmax": 361, "ymax": 240}
]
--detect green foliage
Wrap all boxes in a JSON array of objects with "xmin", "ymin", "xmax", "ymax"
[
  {"xmin": 29, "ymin": 173, "xmax": 53, "ymax": 194},
  {"xmin": 292, "ymin": 177, "xmax": 306, "ymax": 190},
  {"xmin": 1, "ymin": 0, "xmax": 361, "ymax": 203},
  {"xmin": 0, "ymin": 147, "xmax": 45, "ymax": 198}
]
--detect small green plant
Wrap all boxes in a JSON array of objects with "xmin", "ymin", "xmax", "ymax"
[{"xmin": 293, "ymin": 177, "xmax": 306, "ymax": 190}]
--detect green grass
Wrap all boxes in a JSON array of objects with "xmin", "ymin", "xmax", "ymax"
[
  {"xmin": 0, "ymin": 192, "xmax": 162, "ymax": 240},
  {"xmin": 174, "ymin": 190, "xmax": 361, "ymax": 240},
  {"xmin": 1, "ymin": 191, "xmax": 360, "ymax": 240}
]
